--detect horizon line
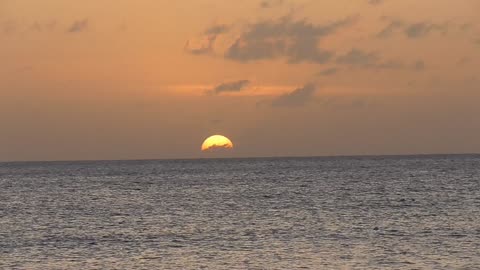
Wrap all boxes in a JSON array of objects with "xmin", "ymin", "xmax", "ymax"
[{"xmin": 1, "ymin": 152, "xmax": 479, "ymax": 164}]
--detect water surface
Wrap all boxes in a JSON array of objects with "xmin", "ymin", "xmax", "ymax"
[{"xmin": 1, "ymin": 155, "xmax": 479, "ymax": 269}]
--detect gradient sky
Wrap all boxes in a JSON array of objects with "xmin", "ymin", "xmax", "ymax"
[{"xmin": 1, "ymin": 0, "xmax": 479, "ymax": 161}]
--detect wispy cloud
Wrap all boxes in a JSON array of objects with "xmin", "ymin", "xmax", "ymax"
[
  {"xmin": 412, "ymin": 60, "xmax": 425, "ymax": 71},
  {"xmin": 208, "ymin": 80, "xmax": 251, "ymax": 95},
  {"xmin": 204, "ymin": 24, "xmax": 230, "ymax": 35},
  {"xmin": 336, "ymin": 48, "xmax": 425, "ymax": 71},
  {"xmin": 377, "ymin": 18, "xmax": 449, "ymax": 39},
  {"xmin": 67, "ymin": 19, "xmax": 88, "ymax": 33},
  {"xmin": 1, "ymin": 19, "xmax": 59, "ymax": 35},
  {"xmin": 260, "ymin": 0, "xmax": 285, "ymax": 9},
  {"xmin": 1, "ymin": 20, "xmax": 17, "ymax": 35},
  {"xmin": 336, "ymin": 49, "xmax": 379, "ymax": 67},
  {"xmin": 317, "ymin": 68, "xmax": 339, "ymax": 76},
  {"xmin": 185, "ymin": 35, "xmax": 217, "ymax": 55},
  {"xmin": 377, "ymin": 20, "xmax": 404, "ymax": 38},
  {"xmin": 271, "ymin": 83, "xmax": 317, "ymax": 107},
  {"xmin": 405, "ymin": 22, "xmax": 448, "ymax": 38},
  {"xmin": 185, "ymin": 24, "xmax": 229, "ymax": 55},
  {"xmin": 368, "ymin": 0, "xmax": 385, "ymax": 5}
]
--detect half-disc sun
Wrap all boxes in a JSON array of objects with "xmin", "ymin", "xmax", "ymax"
[{"xmin": 201, "ymin": 135, "xmax": 233, "ymax": 151}]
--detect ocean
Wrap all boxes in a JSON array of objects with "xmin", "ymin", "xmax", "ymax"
[{"xmin": 1, "ymin": 155, "xmax": 479, "ymax": 269}]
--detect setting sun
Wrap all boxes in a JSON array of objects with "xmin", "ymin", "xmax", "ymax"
[{"xmin": 201, "ymin": 135, "xmax": 234, "ymax": 151}]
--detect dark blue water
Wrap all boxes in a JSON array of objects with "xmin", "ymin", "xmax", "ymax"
[{"xmin": 1, "ymin": 155, "xmax": 479, "ymax": 269}]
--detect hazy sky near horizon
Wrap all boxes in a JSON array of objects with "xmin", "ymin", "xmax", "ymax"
[{"xmin": 1, "ymin": 0, "xmax": 479, "ymax": 161}]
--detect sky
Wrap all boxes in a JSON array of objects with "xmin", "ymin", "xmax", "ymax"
[{"xmin": 1, "ymin": 0, "xmax": 479, "ymax": 161}]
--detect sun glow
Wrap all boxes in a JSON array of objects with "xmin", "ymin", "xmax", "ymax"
[{"xmin": 201, "ymin": 135, "xmax": 234, "ymax": 151}]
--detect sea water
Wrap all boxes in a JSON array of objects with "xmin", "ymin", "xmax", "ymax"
[{"xmin": 1, "ymin": 155, "xmax": 479, "ymax": 269}]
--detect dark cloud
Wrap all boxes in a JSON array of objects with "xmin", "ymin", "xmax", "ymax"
[
  {"xmin": 336, "ymin": 49, "xmax": 379, "ymax": 67},
  {"xmin": 405, "ymin": 22, "xmax": 447, "ymax": 38},
  {"xmin": 224, "ymin": 16, "xmax": 357, "ymax": 64},
  {"xmin": 67, "ymin": 19, "xmax": 88, "ymax": 33},
  {"xmin": 320, "ymin": 96, "xmax": 373, "ymax": 109},
  {"xmin": 203, "ymin": 144, "xmax": 232, "ymax": 152},
  {"xmin": 377, "ymin": 20, "xmax": 404, "ymax": 38},
  {"xmin": 185, "ymin": 24, "xmax": 229, "ymax": 55},
  {"xmin": 336, "ymin": 49, "xmax": 424, "ymax": 71},
  {"xmin": 412, "ymin": 60, "xmax": 425, "ymax": 71},
  {"xmin": 375, "ymin": 60, "xmax": 404, "ymax": 69},
  {"xmin": 377, "ymin": 18, "xmax": 449, "ymax": 39},
  {"xmin": 204, "ymin": 24, "xmax": 229, "ymax": 35},
  {"xmin": 260, "ymin": 0, "xmax": 285, "ymax": 8},
  {"xmin": 209, "ymin": 80, "xmax": 251, "ymax": 95},
  {"xmin": 317, "ymin": 68, "xmax": 339, "ymax": 76},
  {"xmin": 272, "ymin": 83, "xmax": 317, "ymax": 107}
]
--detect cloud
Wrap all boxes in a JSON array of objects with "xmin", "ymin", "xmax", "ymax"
[
  {"xmin": 224, "ymin": 15, "xmax": 357, "ymax": 64},
  {"xmin": 185, "ymin": 35, "xmax": 217, "ymax": 55},
  {"xmin": 412, "ymin": 60, "xmax": 425, "ymax": 71},
  {"xmin": 1, "ymin": 20, "xmax": 17, "ymax": 35},
  {"xmin": 30, "ymin": 21, "xmax": 57, "ymax": 32},
  {"xmin": 272, "ymin": 83, "xmax": 317, "ymax": 107},
  {"xmin": 209, "ymin": 80, "xmax": 251, "ymax": 94},
  {"xmin": 336, "ymin": 48, "xmax": 425, "ymax": 71},
  {"xmin": 260, "ymin": 0, "xmax": 285, "ymax": 8},
  {"xmin": 185, "ymin": 24, "xmax": 229, "ymax": 55},
  {"xmin": 204, "ymin": 24, "xmax": 229, "ymax": 35},
  {"xmin": 67, "ymin": 19, "xmax": 88, "ymax": 33},
  {"xmin": 210, "ymin": 119, "xmax": 223, "ymax": 125},
  {"xmin": 319, "ymin": 96, "xmax": 373, "ymax": 109},
  {"xmin": 377, "ymin": 20, "xmax": 404, "ymax": 38},
  {"xmin": 377, "ymin": 18, "xmax": 449, "ymax": 39},
  {"xmin": 405, "ymin": 22, "xmax": 448, "ymax": 38},
  {"xmin": 368, "ymin": 0, "xmax": 385, "ymax": 5},
  {"xmin": 203, "ymin": 143, "xmax": 233, "ymax": 151},
  {"xmin": 317, "ymin": 68, "xmax": 339, "ymax": 76},
  {"xmin": 336, "ymin": 49, "xmax": 379, "ymax": 67},
  {"xmin": 2, "ymin": 20, "xmax": 58, "ymax": 35}
]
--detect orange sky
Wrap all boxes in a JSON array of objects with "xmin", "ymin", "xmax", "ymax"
[{"xmin": 1, "ymin": 0, "xmax": 479, "ymax": 161}]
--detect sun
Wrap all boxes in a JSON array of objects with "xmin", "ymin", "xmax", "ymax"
[{"xmin": 201, "ymin": 135, "xmax": 234, "ymax": 151}]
